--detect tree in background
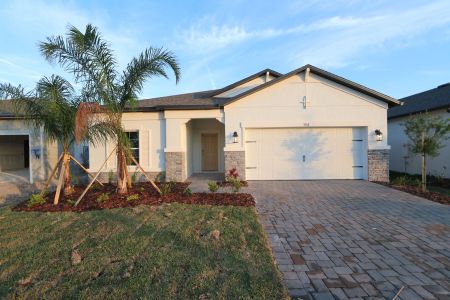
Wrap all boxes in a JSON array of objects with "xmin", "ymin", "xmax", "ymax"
[
  {"xmin": 39, "ymin": 24, "xmax": 180, "ymax": 194},
  {"xmin": 403, "ymin": 112, "xmax": 450, "ymax": 192}
]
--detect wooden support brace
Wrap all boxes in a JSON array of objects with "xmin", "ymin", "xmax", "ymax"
[
  {"xmin": 130, "ymin": 155, "xmax": 161, "ymax": 194},
  {"xmin": 74, "ymin": 147, "xmax": 116, "ymax": 207},
  {"xmin": 70, "ymin": 155, "xmax": 104, "ymax": 187},
  {"xmin": 40, "ymin": 153, "xmax": 63, "ymax": 196}
]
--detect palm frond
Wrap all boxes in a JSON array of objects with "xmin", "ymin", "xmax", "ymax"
[{"xmin": 120, "ymin": 47, "xmax": 181, "ymax": 108}]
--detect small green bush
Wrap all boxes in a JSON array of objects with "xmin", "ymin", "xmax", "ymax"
[
  {"xmin": 183, "ymin": 188, "xmax": 193, "ymax": 196},
  {"xmin": 228, "ymin": 177, "xmax": 243, "ymax": 193},
  {"xmin": 392, "ymin": 176, "xmax": 408, "ymax": 186},
  {"xmin": 91, "ymin": 182, "xmax": 102, "ymax": 191},
  {"xmin": 160, "ymin": 182, "xmax": 173, "ymax": 196},
  {"xmin": 138, "ymin": 186, "xmax": 145, "ymax": 193},
  {"xmin": 208, "ymin": 181, "xmax": 219, "ymax": 193},
  {"xmin": 96, "ymin": 193, "xmax": 110, "ymax": 203},
  {"xmin": 127, "ymin": 194, "xmax": 140, "ymax": 201},
  {"xmin": 27, "ymin": 194, "xmax": 46, "ymax": 208}
]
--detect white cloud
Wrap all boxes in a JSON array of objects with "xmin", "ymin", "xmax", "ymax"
[
  {"xmin": 180, "ymin": 16, "xmax": 372, "ymax": 53},
  {"xmin": 178, "ymin": 1, "xmax": 450, "ymax": 70}
]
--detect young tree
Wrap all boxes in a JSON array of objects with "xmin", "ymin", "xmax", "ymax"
[
  {"xmin": 403, "ymin": 112, "xmax": 450, "ymax": 192},
  {"xmin": 39, "ymin": 24, "xmax": 180, "ymax": 194},
  {"xmin": 0, "ymin": 75, "xmax": 109, "ymax": 199}
]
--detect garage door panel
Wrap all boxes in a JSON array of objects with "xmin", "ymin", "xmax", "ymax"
[{"xmin": 245, "ymin": 127, "xmax": 366, "ymax": 180}]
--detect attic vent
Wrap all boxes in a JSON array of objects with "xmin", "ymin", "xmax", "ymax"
[{"xmin": 437, "ymin": 82, "xmax": 450, "ymax": 88}]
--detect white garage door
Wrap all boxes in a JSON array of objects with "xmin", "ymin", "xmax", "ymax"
[{"xmin": 245, "ymin": 127, "xmax": 367, "ymax": 180}]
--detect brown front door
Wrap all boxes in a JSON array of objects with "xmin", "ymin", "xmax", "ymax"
[{"xmin": 201, "ymin": 133, "xmax": 218, "ymax": 171}]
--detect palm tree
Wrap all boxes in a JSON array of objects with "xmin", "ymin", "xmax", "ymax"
[
  {"xmin": 39, "ymin": 24, "xmax": 180, "ymax": 194},
  {"xmin": 0, "ymin": 75, "xmax": 108, "ymax": 200}
]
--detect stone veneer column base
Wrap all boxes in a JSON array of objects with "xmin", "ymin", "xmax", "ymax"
[
  {"xmin": 165, "ymin": 152, "xmax": 186, "ymax": 182},
  {"xmin": 224, "ymin": 151, "xmax": 246, "ymax": 180},
  {"xmin": 368, "ymin": 149, "xmax": 389, "ymax": 182}
]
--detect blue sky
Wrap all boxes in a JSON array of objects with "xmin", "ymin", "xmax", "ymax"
[{"xmin": 1, "ymin": 0, "xmax": 450, "ymax": 99}]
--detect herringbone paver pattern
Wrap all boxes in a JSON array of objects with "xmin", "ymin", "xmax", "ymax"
[{"xmin": 249, "ymin": 180, "xmax": 450, "ymax": 300}]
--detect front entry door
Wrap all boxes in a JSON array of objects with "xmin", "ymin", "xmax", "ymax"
[{"xmin": 201, "ymin": 133, "xmax": 218, "ymax": 171}]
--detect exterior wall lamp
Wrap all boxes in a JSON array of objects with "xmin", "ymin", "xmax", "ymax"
[
  {"xmin": 375, "ymin": 129, "xmax": 383, "ymax": 142},
  {"xmin": 232, "ymin": 131, "xmax": 239, "ymax": 143}
]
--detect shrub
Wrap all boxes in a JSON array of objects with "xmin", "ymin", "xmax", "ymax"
[
  {"xmin": 183, "ymin": 187, "xmax": 193, "ymax": 196},
  {"xmin": 138, "ymin": 186, "xmax": 145, "ymax": 193},
  {"xmin": 27, "ymin": 194, "xmax": 46, "ymax": 207},
  {"xmin": 96, "ymin": 193, "xmax": 109, "ymax": 203},
  {"xmin": 226, "ymin": 168, "xmax": 239, "ymax": 181},
  {"xmin": 127, "ymin": 194, "xmax": 140, "ymax": 201},
  {"xmin": 160, "ymin": 182, "xmax": 173, "ymax": 196},
  {"xmin": 392, "ymin": 176, "xmax": 408, "ymax": 186},
  {"xmin": 228, "ymin": 177, "xmax": 243, "ymax": 193},
  {"xmin": 208, "ymin": 181, "xmax": 219, "ymax": 193},
  {"xmin": 91, "ymin": 182, "xmax": 102, "ymax": 191},
  {"xmin": 155, "ymin": 171, "xmax": 166, "ymax": 182}
]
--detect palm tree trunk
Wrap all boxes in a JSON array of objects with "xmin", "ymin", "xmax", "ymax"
[
  {"xmin": 62, "ymin": 146, "xmax": 72, "ymax": 197},
  {"xmin": 116, "ymin": 145, "xmax": 128, "ymax": 194}
]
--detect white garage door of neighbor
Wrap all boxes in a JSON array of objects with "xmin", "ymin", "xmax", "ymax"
[{"xmin": 245, "ymin": 127, "xmax": 367, "ymax": 180}]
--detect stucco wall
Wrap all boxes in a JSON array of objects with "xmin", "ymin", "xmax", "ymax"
[
  {"xmin": 88, "ymin": 112, "xmax": 166, "ymax": 175},
  {"xmin": 388, "ymin": 109, "xmax": 450, "ymax": 178},
  {"xmin": 223, "ymin": 71, "xmax": 391, "ymax": 180}
]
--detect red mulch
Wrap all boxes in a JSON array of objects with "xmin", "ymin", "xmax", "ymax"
[
  {"xmin": 13, "ymin": 182, "xmax": 255, "ymax": 212},
  {"xmin": 217, "ymin": 180, "xmax": 249, "ymax": 187},
  {"xmin": 375, "ymin": 182, "xmax": 450, "ymax": 205}
]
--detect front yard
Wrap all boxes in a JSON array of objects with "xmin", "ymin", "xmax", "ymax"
[{"xmin": 0, "ymin": 203, "xmax": 287, "ymax": 299}]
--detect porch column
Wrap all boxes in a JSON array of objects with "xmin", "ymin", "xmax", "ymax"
[{"xmin": 164, "ymin": 116, "xmax": 189, "ymax": 182}]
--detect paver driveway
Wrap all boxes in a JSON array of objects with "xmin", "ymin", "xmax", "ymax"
[{"xmin": 248, "ymin": 180, "xmax": 450, "ymax": 300}]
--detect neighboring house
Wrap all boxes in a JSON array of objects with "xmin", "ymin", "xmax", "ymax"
[
  {"xmin": 388, "ymin": 83, "xmax": 450, "ymax": 179},
  {"xmin": 0, "ymin": 101, "xmax": 58, "ymax": 184},
  {"xmin": 88, "ymin": 64, "xmax": 399, "ymax": 183}
]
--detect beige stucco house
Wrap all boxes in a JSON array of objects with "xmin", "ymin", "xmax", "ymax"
[
  {"xmin": 388, "ymin": 83, "xmax": 450, "ymax": 178},
  {"xmin": 1, "ymin": 65, "xmax": 400, "ymax": 184},
  {"xmin": 87, "ymin": 64, "xmax": 399, "ymax": 183}
]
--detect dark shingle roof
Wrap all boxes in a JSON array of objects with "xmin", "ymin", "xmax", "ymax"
[
  {"xmin": 135, "ymin": 64, "xmax": 399, "ymax": 111},
  {"xmin": 133, "ymin": 68, "xmax": 281, "ymax": 111},
  {"xmin": 388, "ymin": 83, "xmax": 450, "ymax": 119}
]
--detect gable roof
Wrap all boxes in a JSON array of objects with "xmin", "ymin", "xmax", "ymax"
[
  {"xmin": 131, "ymin": 68, "xmax": 282, "ymax": 112},
  {"xmin": 135, "ymin": 64, "xmax": 399, "ymax": 111},
  {"xmin": 388, "ymin": 83, "xmax": 450, "ymax": 119},
  {"xmin": 218, "ymin": 64, "xmax": 400, "ymax": 107}
]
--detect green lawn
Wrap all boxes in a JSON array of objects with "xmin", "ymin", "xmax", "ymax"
[{"xmin": 0, "ymin": 204, "xmax": 287, "ymax": 299}]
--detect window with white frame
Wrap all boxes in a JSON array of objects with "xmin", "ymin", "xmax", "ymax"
[{"xmin": 126, "ymin": 131, "xmax": 139, "ymax": 166}]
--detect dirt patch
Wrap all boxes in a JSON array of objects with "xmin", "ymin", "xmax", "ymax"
[
  {"xmin": 375, "ymin": 182, "xmax": 449, "ymax": 205},
  {"xmin": 13, "ymin": 182, "xmax": 255, "ymax": 212}
]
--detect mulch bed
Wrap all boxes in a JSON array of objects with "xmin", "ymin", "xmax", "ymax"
[
  {"xmin": 13, "ymin": 182, "xmax": 255, "ymax": 212},
  {"xmin": 375, "ymin": 182, "xmax": 450, "ymax": 205}
]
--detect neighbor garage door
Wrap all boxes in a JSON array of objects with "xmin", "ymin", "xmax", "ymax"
[{"xmin": 245, "ymin": 127, "xmax": 366, "ymax": 180}]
